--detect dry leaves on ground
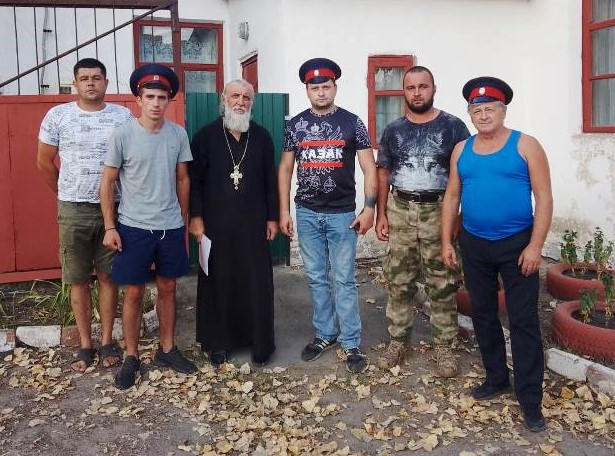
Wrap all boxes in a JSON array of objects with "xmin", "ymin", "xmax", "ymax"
[{"xmin": 0, "ymin": 343, "xmax": 614, "ymax": 455}]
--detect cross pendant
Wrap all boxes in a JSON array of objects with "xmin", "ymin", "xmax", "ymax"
[{"xmin": 230, "ymin": 165, "xmax": 243, "ymax": 190}]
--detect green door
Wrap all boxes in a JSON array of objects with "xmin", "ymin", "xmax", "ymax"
[{"xmin": 185, "ymin": 92, "xmax": 290, "ymax": 265}]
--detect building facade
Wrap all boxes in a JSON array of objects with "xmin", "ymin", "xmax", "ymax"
[{"xmin": 1, "ymin": 0, "xmax": 614, "ymax": 251}]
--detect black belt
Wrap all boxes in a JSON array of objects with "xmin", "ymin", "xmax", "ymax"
[{"xmin": 392, "ymin": 188, "xmax": 444, "ymax": 203}]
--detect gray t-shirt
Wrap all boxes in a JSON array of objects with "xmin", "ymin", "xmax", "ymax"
[
  {"xmin": 105, "ymin": 118, "xmax": 193, "ymax": 230},
  {"xmin": 38, "ymin": 102, "xmax": 133, "ymax": 203}
]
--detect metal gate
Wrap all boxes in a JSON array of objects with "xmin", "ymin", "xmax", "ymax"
[{"xmin": 185, "ymin": 92, "xmax": 290, "ymax": 265}]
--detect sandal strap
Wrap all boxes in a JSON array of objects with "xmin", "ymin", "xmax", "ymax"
[
  {"xmin": 71, "ymin": 347, "xmax": 96, "ymax": 368},
  {"xmin": 99, "ymin": 342, "xmax": 122, "ymax": 360}
]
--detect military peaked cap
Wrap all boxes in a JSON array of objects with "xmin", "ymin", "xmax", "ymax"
[
  {"xmin": 130, "ymin": 63, "xmax": 179, "ymax": 99},
  {"xmin": 462, "ymin": 76, "xmax": 513, "ymax": 105}
]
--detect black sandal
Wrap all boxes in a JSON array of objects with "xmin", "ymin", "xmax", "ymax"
[
  {"xmin": 70, "ymin": 348, "xmax": 96, "ymax": 373},
  {"xmin": 98, "ymin": 342, "xmax": 123, "ymax": 368}
]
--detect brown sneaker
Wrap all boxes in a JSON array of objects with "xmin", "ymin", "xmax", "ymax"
[
  {"xmin": 434, "ymin": 346, "xmax": 459, "ymax": 378},
  {"xmin": 377, "ymin": 340, "xmax": 407, "ymax": 369}
]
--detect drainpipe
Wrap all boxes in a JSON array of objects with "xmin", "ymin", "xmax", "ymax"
[{"xmin": 40, "ymin": 7, "xmax": 51, "ymax": 94}]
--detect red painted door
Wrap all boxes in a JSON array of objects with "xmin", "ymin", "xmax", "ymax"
[
  {"xmin": 242, "ymin": 55, "xmax": 258, "ymax": 92},
  {"xmin": 0, "ymin": 93, "xmax": 185, "ymax": 282}
]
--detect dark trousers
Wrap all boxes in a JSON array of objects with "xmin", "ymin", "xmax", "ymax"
[{"xmin": 459, "ymin": 227, "xmax": 544, "ymax": 411}]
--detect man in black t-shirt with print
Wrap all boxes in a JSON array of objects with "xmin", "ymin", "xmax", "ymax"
[
  {"xmin": 278, "ymin": 57, "xmax": 377, "ymax": 374},
  {"xmin": 375, "ymin": 66, "xmax": 470, "ymax": 377}
]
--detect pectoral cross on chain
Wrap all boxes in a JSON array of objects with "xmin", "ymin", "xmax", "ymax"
[{"xmin": 230, "ymin": 165, "xmax": 243, "ymax": 190}]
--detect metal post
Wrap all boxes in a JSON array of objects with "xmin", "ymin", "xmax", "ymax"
[{"xmin": 170, "ymin": 2, "xmax": 181, "ymax": 92}]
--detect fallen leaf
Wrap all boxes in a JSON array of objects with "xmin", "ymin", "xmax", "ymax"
[
  {"xmin": 356, "ymin": 384, "xmax": 370, "ymax": 400},
  {"xmin": 560, "ymin": 386, "xmax": 575, "ymax": 400},
  {"xmin": 28, "ymin": 418, "xmax": 45, "ymax": 427},
  {"xmin": 241, "ymin": 381, "xmax": 253, "ymax": 393}
]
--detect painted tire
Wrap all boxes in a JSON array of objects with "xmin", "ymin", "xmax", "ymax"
[
  {"xmin": 552, "ymin": 301, "xmax": 615, "ymax": 362},
  {"xmin": 455, "ymin": 288, "xmax": 506, "ymax": 316},
  {"xmin": 546, "ymin": 263, "xmax": 606, "ymax": 301}
]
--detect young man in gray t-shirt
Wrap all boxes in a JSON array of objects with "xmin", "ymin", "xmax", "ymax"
[{"xmin": 100, "ymin": 64, "xmax": 196, "ymax": 389}]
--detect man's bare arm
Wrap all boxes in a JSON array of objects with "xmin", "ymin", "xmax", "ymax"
[
  {"xmin": 519, "ymin": 134, "xmax": 553, "ymax": 276},
  {"xmin": 36, "ymin": 141, "xmax": 59, "ymax": 194},
  {"xmin": 100, "ymin": 166, "xmax": 122, "ymax": 251},
  {"xmin": 441, "ymin": 142, "xmax": 464, "ymax": 269},
  {"xmin": 350, "ymin": 148, "xmax": 377, "ymax": 235},
  {"xmin": 277, "ymin": 151, "xmax": 296, "ymax": 238},
  {"xmin": 176, "ymin": 162, "xmax": 190, "ymax": 225},
  {"xmin": 375, "ymin": 167, "xmax": 390, "ymax": 241}
]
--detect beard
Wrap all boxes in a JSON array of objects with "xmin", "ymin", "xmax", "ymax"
[
  {"xmin": 406, "ymin": 95, "xmax": 434, "ymax": 114},
  {"xmin": 223, "ymin": 104, "xmax": 251, "ymax": 132}
]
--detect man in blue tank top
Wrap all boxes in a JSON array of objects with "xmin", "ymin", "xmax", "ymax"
[
  {"xmin": 441, "ymin": 76, "xmax": 553, "ymax": 432},
  {"xmin": 375, "ymin": 66, "xmax": 470, "ymax": 377}
]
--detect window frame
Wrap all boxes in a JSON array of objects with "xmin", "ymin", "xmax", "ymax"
[
  {"xmin": 367, "ymin": 55, "xmax": 414, "ymax": 147},
  {"xmin": 582, "ymin": 0, "xmax": 615, "ymax": 132},
  {"xmin": 133, "ymin": 19, "xmax": 224, "ymax": 93}
]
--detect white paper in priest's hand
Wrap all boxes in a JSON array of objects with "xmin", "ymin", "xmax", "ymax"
[{"xmin": 198, "ymin": 235, "xmax": 212, "ymax": 275}]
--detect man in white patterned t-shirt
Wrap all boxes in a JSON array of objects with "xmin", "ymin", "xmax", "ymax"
[{"xmin": 37, "ymin": 58, "xmax": 132, "ymax": 373}]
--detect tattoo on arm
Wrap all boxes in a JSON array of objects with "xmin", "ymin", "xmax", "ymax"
[{"xmin": 364, "ymin": 195, "xmax": 376, "ymax": 209}]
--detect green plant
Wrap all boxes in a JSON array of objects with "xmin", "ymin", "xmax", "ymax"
[
  {"xmin": 601, "ymin": 272, "xmax": 614, "ymax": 324},
  {"xmin": 579, "ymin": 288, "xmax": 598, "ymax": 324},
  {"xmin": 560, "ymin": 229, "xmax": 579, "ymax": 274},
  {"xmin": 0, "ymin": 292, "xmax": 8, "ymax": 328},
  {"xmin": 13, "ymin": 279, "xmax": 102, "ymax": 327},
  {"xmin": 560, "ymin": 227, "xmax": 614, "ymax": 279},
  {"xmin": 582, "ymin": 240, "xmax": 592, "ymax": 275},
  {"xmin": 15, "ymin": 280, "xmax": 74, "ymax": 326},
  {"xmin": 591, "ymin": 227, "xmax": 614, "ymax": 278}
]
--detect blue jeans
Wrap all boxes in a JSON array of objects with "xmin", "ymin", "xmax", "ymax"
[{"xmin": 296, "ymin": 205, "xmax": 360, "ymax": 350}]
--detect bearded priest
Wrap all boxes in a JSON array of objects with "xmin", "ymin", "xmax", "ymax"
[{"xmin": 188, "ymin": 79, "xmax": 279, "ymax": 368}]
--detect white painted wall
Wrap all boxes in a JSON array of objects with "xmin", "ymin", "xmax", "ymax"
[
  {"xmin": 223, "ymin": 0, "xmax": 615, "ymax": 250},
  {"xmin": 1, "ymin": 0, "xmax": 613, "ymax": 250}
]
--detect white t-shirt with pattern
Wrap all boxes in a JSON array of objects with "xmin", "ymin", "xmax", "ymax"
[{"xmin": 38, "ymin": 101, "xmax": 133, "ymax": 203}]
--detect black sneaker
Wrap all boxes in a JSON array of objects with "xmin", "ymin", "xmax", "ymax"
[
  {"xmin": 471, "ymin": 381, "xmax": 512, "ymax": 401},
  {"xmin": 345, "ymin": 347, "xmax": 368, "ymax": 373},
  {"xmin": 114, "ymin": 356, "xmax": 141, "ymax": 390},
  {"xmin": 523, "ymin": 408, "xmax": 547, "ymax": 432},
  {"xmin": 301, "ymin": 337, "xmax": 338, "ymax": 362},
  {"xmin": 154, "ymin": 346, "xmax": 197, "ymax": 374}
]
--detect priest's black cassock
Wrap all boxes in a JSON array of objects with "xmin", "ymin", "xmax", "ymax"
[{"xmin": 189, "ymin": 118, "xmax": 278, "ymax": 358}]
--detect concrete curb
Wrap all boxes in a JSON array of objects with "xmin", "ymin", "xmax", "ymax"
[
  {"xmin": 546, "ymin": 348, "xmax": 615, "ymax": 395},
  {"xmin": 456, "ymin": 316, "xmax": 615, "ymax": 396},
  {"xmin": 15, "ymin": 325, "xmax": 61, "ymax": 349},
  {"xmin": 0, "ymin": 309, "xmax": 159, "ymax": 352},
  {"xmin": 457, "ymin": 314, "xmax": 475, "ymax": 341},
  {"xmin": 0, "ymin": 284, "xmax": 160, "ymax": 352}
]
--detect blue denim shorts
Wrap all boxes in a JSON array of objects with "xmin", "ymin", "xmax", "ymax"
[{"xmin": 112, "ymin": 223, "xmax": 189, "ymax": 285}]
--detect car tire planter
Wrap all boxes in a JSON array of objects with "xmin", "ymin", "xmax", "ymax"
[
  {"xmin": 455, "ymin": 288, "xmax": 507, "ymax": 316},
  {"xmin": 552, "ymin": 301, "xmax": 615, "ymax": 362},
  {"xmin": 546, "ymin": 263, "xmax": 607, "ymax": 301}
]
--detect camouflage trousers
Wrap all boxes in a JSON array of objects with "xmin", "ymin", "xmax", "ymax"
[{"xmin": 383, "ymin": 193, "xmax": 460, "ymax": 345}]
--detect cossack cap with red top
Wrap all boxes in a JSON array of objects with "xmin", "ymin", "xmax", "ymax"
[
  {"xmin": 129, "ymin": 63, "xmax": 179, "ymax": 98},
  {"xmin": 462, "ymin": 76, "xmax": 513, "ymax": 105},
  {"xmin": 299, "ymin": 58, "xmax": 342, "ymax": 84}
]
